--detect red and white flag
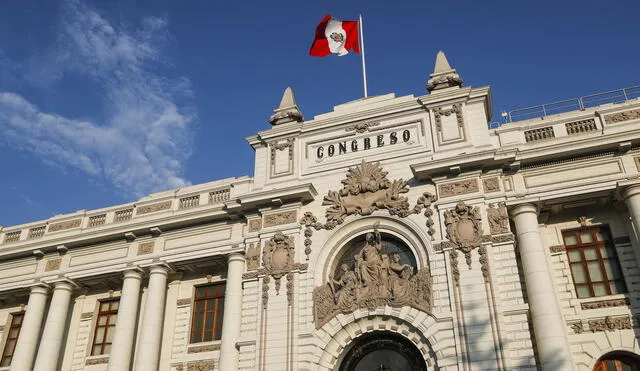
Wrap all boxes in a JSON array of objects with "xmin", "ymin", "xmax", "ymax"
[{"xmin": 309, "ymin": 14, "xmax": 360, "ymax": 57}]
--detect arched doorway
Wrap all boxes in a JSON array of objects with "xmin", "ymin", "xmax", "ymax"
[
  {"xmin": 594, "ymin": 351, "xmax": 640, "ymax": 371},
  {"xmin": 338, "ymin": 332, "xmax": 428, "ymax": 371}
]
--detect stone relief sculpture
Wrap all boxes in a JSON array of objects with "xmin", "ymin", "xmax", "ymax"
[
  {"xmin": 246, "ymin": 243, "xmax": 260, "ymax": 270},
  {"xmin": 313, "ymin": 224, "xmax": 432, "ymax": 328},
  {"xmin": 444, "ymin": 201, "xmax": 483, "ymax": 252},
  {"xmin": 262, "ymin": 232, "xmax": 295, "ymax": 279},
  {"xmin": 487, "ymin": 203, "xmax": 509, "ymax": 235}
]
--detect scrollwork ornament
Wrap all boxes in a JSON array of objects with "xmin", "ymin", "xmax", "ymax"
[
  {"xmin": 262, "ymin": 232, "xmax": 295, "ymax": 279},
  {"xmin": 444, "ymin": 201, "xmax": 483, "ymax": 253}
]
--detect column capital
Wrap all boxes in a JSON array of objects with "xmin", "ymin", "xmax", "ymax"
[
  {"xmin": 228, "ymin": 252, "xmax": 245, "ymax": 263},
  {"xmin": 509, "ymin": 202, "xmax": 538, "ymax": 218},
  {"xmin": 147, "ymin": 265, "xmax": 169, "ymax": 276},
  {"xmin": 122, "ymin": 268, "xmax": 144, "ymax": 281},
  {"xmin": 29, "ymin": 285, "xmax": 50, "ymax": 296},
  {"xmin": 50, "ymin": 281, "xmax": 75, "ymax": 292},
  {"xmin": 619, "ymin": 182, "xmax": 640, "ymax": 200}
]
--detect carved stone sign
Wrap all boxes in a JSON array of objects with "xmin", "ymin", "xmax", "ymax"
[
  {"xmin": 487, "ymin": 203, "xmax": 509, "ymax": 235},
  {"xmin": 445, "ymin": 201, "xmax": 483, "ymax": 252},
  {"xmin": 438, "ymin": 179, "xmax": 479, "ymax": 198},
  {"xmin": 313, "ymin": 226, "xmax": 432, "ymax": 328},
  {"xmin": 322, "ymin": 160, "xmax": 412, "ymax": 226},
  {"xmin": 263, "ymin": 210, "xmax": 297, "ymax": 228}
]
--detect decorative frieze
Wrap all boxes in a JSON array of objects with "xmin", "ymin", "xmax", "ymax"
[
  {"xmin": 4, "ymin": 231, "xmax": 21, "ymax": 243},
  {"xmin": 137, "ymin": 242, "xmax": 155, "ymax": 255},
  {"xmin": 524, "ymin": 126, "xmax": 555, "ymax": 142},
  {"xmin": 588, "ymin": 316, "xmax": 632, "ymax": 332},
  {"xmin": 114, "ymin": 208, "xmax": 133, "ymax": 223},
  {"xmin": 438, "ymin": 179, "xmax": 479, "ymax": 198},
  {"xmin": 263, "ymin": 210, "xmax": 297, "ymax": 228},
  {"xmin": 85, "ymin": 356, "xmax": 109, "ymax": 365},
  {"xmin": 565, "ymin": 119, "xmax": 597, "ymax": 134},
  {"xmin": 581, "ymin": 298, "xmax": 629, "ymax": 310},
  {"xmin": 87, "ymin": 214, "xmax": 106, "ymax": 228},
  {"xmin": 81, "ymin": 312, "xmax": 94, "ymax": 320},
  {"xmin": 28, "ymin": 225, "xmax": 46, "ymax": 240},
  {"xmin": 549, "ymin": 245, "xmax": 566, "ymax": 253},
  {"xmin": 487, "ymin": 203, "xmax": 509, "ymax": 235},
  {"xmin": 187, "ymin": 343, "xmax": 221, "ymax": 353},
  {"xmin": 491, "ymin": 234, "xmax": 514, "ymax": 243},
  {"xmin": 604, "ymin": 109, "xmax": 640, "ymax": 124},
  {"xmin": 48, "ymin": 219, "xmax": 81, "ymax": 232},
  {"xmin": 177, "ymin": 298, "xmax": 191, "ymax": 307},
  {"xmin": 345, "ymin": 121, "xmax": 379, "ymax": 133},
  {"xmin": 482, "ymin": 177, "xmax": 500, "ymax": 193},
  {"xmin": 248, "ymin": 219, "xmax": 262, "ymax": 233},
  {"xmin": 179, "ymin": 195, "xmax": 200, "ymax": 210},
  {"xmin": 136, "ymin": 201, "xmax": 172, "ymax": 215},
  {"xmin": 44, "ymin": 258, "xmax": 62, "ymax": 271},
  {"xmin": 175, "ymin": 359, "xmax": 216, "ymax": 371}
]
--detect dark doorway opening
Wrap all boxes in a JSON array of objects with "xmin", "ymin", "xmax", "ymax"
[{"xmin": 339, "ymin": 331, "xmax": 427, "ymax": 371}]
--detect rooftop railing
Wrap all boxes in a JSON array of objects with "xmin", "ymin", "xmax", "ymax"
[{"xmin": 490, "ymin": 85, "xmax": 640, "ymax": 127}]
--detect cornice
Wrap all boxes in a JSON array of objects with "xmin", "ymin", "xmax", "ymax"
[{"xmin": 225, "ymin": 183, "xmax": 317, "ymax": 213}]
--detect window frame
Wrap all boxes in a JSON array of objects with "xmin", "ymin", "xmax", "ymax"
[
  {"xmin": 0, "ymin": 312, "xmax": 24, "ymax": 367},
  {"xmin": 562, "ymin": 226, "xmax": 627, "ymax": 299},
  {"xmin": 189, "ymin": 282, "xmax": 226, "ymax": 344},
  {"xmin": 90, "ymin": 298, "xmax": 120, "ymax": 356}
]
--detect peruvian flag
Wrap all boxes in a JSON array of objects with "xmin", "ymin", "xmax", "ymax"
[{"xmin": 309, "ymin": 14, "xmax": 360, "ymax": 57}]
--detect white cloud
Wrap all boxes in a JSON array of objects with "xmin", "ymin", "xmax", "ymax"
[{"xmin": 0, "ymin": 0, "xmax": 194, "ymax": 197}]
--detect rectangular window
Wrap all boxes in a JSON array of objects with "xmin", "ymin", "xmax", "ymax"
[
  {"xmin": 0, "ymin": 313, "xmax": 24, "ymax": 367},
  {"xmin": 190, "ymin": 283, "xmax": 225, "ymax": 343},
  {"xmin": 91, "ymin": 299, "xmax": 119, "ymax": 356},
  {"xmin": 563, "ymin": 226, "xmax": 627, "ymax": 298}
]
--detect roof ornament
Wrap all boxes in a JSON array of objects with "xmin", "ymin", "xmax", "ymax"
[
  {"xmin": 269, "ymin": 87, "xmax": 304, "ymax": 125},
  {"xmin": 426, "ymin": 50, "xmax": 463, "ymax": 92}
]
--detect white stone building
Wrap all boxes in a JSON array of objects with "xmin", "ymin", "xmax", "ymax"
[{"xmin": 1, "ymin": 51, "xmax": 640, "ymax": 371}]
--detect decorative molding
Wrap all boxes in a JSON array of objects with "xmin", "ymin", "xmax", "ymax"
[
  {"xmin": 175, "ymin": 359, "xmax": 216, "ymax": 371},
  {"xmin": 604, "ymin": 109, "xmax": 640, "ymax": 124},
  {"xmin": 48, "ymin": 219, "xmax": 81, "ymax": 232},
  {"xmin": 300, "ymin": 212, "xmax": 317, "ymax": 260},
  {"xmin": 438, "ymin": 179, "xmax": 479, "ymax": 198},
  {"xmin": 85, "ymin": 356, "xmax": 109, "ymax": 365},
  {"xmin": 450, "ymin": 249, "xmax": 460, "ymax": 286},
  {"xmin": 81, "ymin": 312, "xmax": 94, "ymax": 320},
  {"xmin": 177, "ymin": 298, "xmax": 191, "ymax": 306},
  {"xmin": 246, "ymin": 243, "xmax": 260, "ymax": 270},
  {"xmin": 312, "ymin": 225, "xmax": 432, "ymax": 328},
  {"xmin": 433, "ymin": 104, "xmax": 464, "ymax": 129},
  {"xmin": 248, "ymin": 219, "xmax": 262, "ymax": 233},
  {"xmin": 613, "ymin": 236, "xmax": 631, "ymax": 245},
  {"xmin": 137, "ymin": 242, "xmax": 155, "ymax": 255},
  {"xmin": 269, "ymin": 138, "xmax": 295, "ymax": 178},
  {"xmin": 444, "ymin": 201, "xmax": 483, "ymax": 258},
  {"xmin": 487, "ymin": 203, "xmax": 509, "ymax": 235},
  {"xmin": 44, "ymin": 258, "xmax": 62, "ymax": 271},
  {"xmin": 566, "ymin": 119, "xmax": 597, "ymax": 134},
  {"xmin": 136, "ymin": 201, "xmax": 172, "ymax": 215},
  {"xmin": 492, "ymin": 234, "xmax": 514, "ymax": 243},
  {"xmin": 263, "ymin": 210, "xmax": 297, "ymax": 228},
  {"xmin": 262, "ymin": 276, "xmax": 270, "ymax": 310},
  {"xmin": 243, "ymin": 271, "xmax": 259, "ymax": 280},
  {"xmin": 345, "ymin": 121, "xmax": 379, "ymax": 133},
  {"xmin": 581, "ymin": 298, "xmax": 629, "ymax": 310},
  {"xmin": 588, "ymin": 315, "xmax": 632, "ymax": 332},
  {"xmin": 478, "ymin": 245, "xmax": 489, "ymax": 279},
  {"xmin": 482, "ymin": 177, "xmax": 501, "ymax": 193},
  {"xmin": 549, "ymin": 245, "xmax": 566, "ymax": 253},
  {"xmin": 524, "ymin": 127, "xmax": 555, "ymax": 142},
  {"xmin": 286, "ymin": 272, "xmax": 294, "ymax": 306},
  {"xmin": 187, "ymin": 343, "xmax": 221, "ymax": 353}
]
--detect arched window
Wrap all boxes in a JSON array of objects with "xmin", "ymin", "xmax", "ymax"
[{"xmin": 594, "ymin": 352, "xmax": 640, "ymax": 371}]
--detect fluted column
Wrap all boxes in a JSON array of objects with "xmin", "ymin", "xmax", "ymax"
[
  {"xmin": 33, "ymin": 281, "xmax": 74, "ymax": 371},
  {"xmin": 218, "ymin": 253, "xmax": 245, "ymax": 371},
  {"xmin": 107, "ymin": 269, "xmax": 142, "ymax": 371},
  {"xmin": 511, "ymin": 203, "xmax": 573, "ymax": 370},
  {"xmin": 10, "ymin": 285, "xmax": 49, "ymax": 371},
  {"xmin": 622, "ymin": 184, "xmax": 640, "ymax": 241},
  {"xmin": 133, "ymin": 266, "xmax": 169, "ymax": 371}
]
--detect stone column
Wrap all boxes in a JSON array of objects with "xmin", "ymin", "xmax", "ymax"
[
  {"xmin": 133, "ymin": 266, "xmax": 169, "ymax": 371},
  {"xmin": 511, "ymin": 203, "xmax": 573, "ymax": 370},
  {"xmin": 218, "ymin": 253, "xmax": 245, "ymax": 371},
  {"xmin": 108, "ymin": 269, "xmax": 142, "ymax": 371},
  {"xmin": 10, "ymin": 285, "xmax": 49, "ymax": 371},
  {"xmin": 622, "ymin": 184, "xmax": 640, "ymax": 241},
  {"xmin": 32, "ymin": 281, "xmax": 74, "ymax": 371}
]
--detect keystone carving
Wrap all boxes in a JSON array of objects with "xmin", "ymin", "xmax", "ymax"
[
  {"xmin": 487, "ymin": 203, "xmax": 509, "ymax": 235},
  {"xmin": 262, "ymin": 232, "xmax": 295, "ymax": 280},
  {"xmin": 445, "ymin": 201, "xmax": 483, "ymax": 253},
  {"xmin": 322, "ymin": 160, "xmax": 412, "ymax": 225},
  {"xmin": 313, "ymin": 225, "xmax": 432, "ymax": 328}
]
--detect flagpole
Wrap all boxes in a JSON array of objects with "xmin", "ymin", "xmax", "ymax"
[{"xmin": 359, "ymin": 14, "xmax": 368, "ymax": 98}]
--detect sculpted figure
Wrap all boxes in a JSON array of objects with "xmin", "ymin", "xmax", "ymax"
[
  {"xmin": 355, "ymin": 226, "xmax": 389, "ymax": 293},
  {"xmin": 388, "ymin": 252, "xmax": 414, "ymax": 298},
  {"xmin": 332, "ymin": 263, "xmax": 358, "ymax": 309}
]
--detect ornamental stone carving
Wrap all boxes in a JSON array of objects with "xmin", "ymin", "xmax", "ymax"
[
  {"xmin": 263, "ymin": 210, "xmax": 297, "ymax": 228},
  {"xmin": 322, "ymin": 160, "xmax": 412, "ymax": 225},
  {"xmin": 44, "ymin": 258, "xmax": 62, "ymax": 271},
  {"xmin": 487, "ymin": 203, "xmax": 509, "ymax": 235},
  {"xmin": 438, "ymin": 179, "xmax": 479, "ymax": 198},
  {"xmin": 262, "ymin": 232, "xmax": 295, "ymax": 279},
  {"xmin": 444, "ymin": 201, "xmax": 483, "ymax": 253},
  {"xmin": 604, "ymin": 109, "xmax": 640, "ymax": 124},
  {"xmin": 246, "ymin": 243, "xmax": 260, "ymax": 270},
  {"xmin": 588, "ymin": 316, "xmax": 632, "ymax": 332},
  {"xmin": 248, "ymin": 219, "xmax": 262, "ymax": 233},
  {"xmin": 48, "ymin": 219, "xmax": 81, "ymax": 232},
  {"xmin": 581, "ymin": 298, "xmax": 629, "ymax": 310},
  {"xmin": 136, "ymin": 201, "xmax": 172, "ymax": 215},
  {"xmin": 482, "ymin": 177, "xmax": 500, "ymax": 193},
  {"xmin": 313, "ymin": 225, "xmax": 432, "ymax": 328},
  {"xmin": 345, "ymin": 121, "xmax": 379, "ymax": 133}
]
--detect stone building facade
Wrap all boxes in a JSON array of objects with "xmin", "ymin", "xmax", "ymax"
[{"xmin": 1, "ymin": 51, "xmax": 640, "ymax": 370}]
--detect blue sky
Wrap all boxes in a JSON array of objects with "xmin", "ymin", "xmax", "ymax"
[{"xmin": 1, "ymin": 0, "xmax": 638, "ymax": 227}]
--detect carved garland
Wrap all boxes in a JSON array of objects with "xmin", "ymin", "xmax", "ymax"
[
  {"xmin": 433, "ymin": 104, "xmax": 464, "ymax": 130},
  {"xmin": 300, "ymin": 160, "xmax": 437, "ymax": 260}
]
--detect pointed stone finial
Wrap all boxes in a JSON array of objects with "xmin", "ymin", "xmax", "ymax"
[
  {"xmin": 269, "ymin": 87, "xmax": 304, "ymax": 125},
  {"xmin": 427, "ymin": 50, "xmax": 463, "ymax": 92}
]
